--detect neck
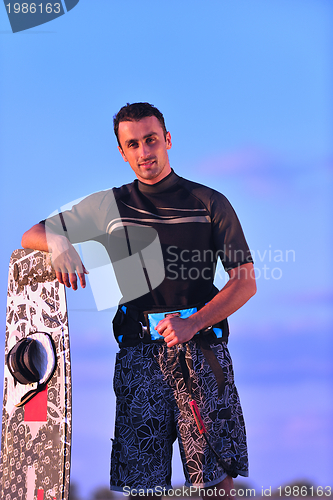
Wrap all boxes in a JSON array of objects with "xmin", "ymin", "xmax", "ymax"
[{"xmin": 137, "ymin": 164, "xmax": 172, "ymax": 185}]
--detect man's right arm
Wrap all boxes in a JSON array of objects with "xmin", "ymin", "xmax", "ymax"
[{"xmin": 21, "ymin": 223, "xmax": 88, "ymax": 290}]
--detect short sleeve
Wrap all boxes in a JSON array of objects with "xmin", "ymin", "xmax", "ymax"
[
  {"xmin": 210, "ymin": 191, "xmax": 253, "ymax": 270},
  {"xmin": 43, "ymin": 189, "xmax": 117, "ymax": 245}
]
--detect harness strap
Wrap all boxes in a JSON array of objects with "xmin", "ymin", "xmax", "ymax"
[
  {"xmin": 197, "ymin": 335, "xmax": 225, "ymax": 399},
  {"xmin": 178, "ymin": 338, "xmax": 225, "ymax": 399},
  {"xmin": 178, "ymin": 348, "xmax": 192, "ymax": 396},
  {"xmin": 178, "ymin": 341, "xmax": 237, "ymax": 478}
]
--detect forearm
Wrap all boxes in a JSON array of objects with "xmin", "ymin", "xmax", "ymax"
[
  {"xmin": 21, "ymin": 223, "xmax": 48, "ymax": 251},
  {"xmin": 189, "ymin": 263, "xmax": 256, "ymax": 333},
  {"xmin": 21, "ymin": 223, "xmax": 70, "ymax": 254}
]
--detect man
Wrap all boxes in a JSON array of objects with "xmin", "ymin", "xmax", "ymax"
[{"xmin": 22, "ymin": 103, "xmax": 256, "ymax": 498}]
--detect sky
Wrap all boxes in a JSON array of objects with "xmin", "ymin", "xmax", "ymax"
[{"xmin": 0, "ymin": 0, "xmax": 332, "ymax": 498}]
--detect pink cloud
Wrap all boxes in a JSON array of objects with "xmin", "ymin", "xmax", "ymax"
[{"xmin": 197, "ymin": 147, "xmax": 273, "ymax": 175}]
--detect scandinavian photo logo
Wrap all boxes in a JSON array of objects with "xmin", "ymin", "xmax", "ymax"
[
  {"xmin": 45, "ymin": 193, "xmax": 165, "ymax": 311},
  {"xmin": 3, "ymin": 0, "xmax": 80, "ymax": 33}
]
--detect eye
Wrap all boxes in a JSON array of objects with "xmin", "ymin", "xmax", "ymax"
[
  {"xmin": 128, "ymin": 141, "xmax": 138, "ymax": 148},
  {"xmin": 146, "ymin": 137, "xmax": 156, "ymax": 144}
]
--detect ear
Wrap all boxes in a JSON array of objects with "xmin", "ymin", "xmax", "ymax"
[
  {"xmin": 118, "ymin": 146, "xmax": 128, "ymax": 162},
  {"xmin": 165, "ymin": 131, "xmax": 172, "ymax": 150}
]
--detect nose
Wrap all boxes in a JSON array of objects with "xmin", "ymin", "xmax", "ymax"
[{"xmin": 138, "ymin": 141, "xmax": 151, "ymax": 159}]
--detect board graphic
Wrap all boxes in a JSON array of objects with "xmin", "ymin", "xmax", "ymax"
[{"xmin": 0, "ymin": 249, "xmax": 71, "ymax": 500}]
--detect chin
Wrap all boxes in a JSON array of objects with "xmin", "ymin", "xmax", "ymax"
[{"xmin": 140, "ymin": 169, "xmax": 159, "ymax": 180}]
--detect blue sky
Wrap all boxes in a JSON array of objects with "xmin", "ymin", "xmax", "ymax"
[{"xmin": 0, "ymin": 0, "xmax": 332, "ymax": 497}]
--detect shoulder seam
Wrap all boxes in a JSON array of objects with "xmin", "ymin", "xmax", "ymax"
[{"xmin": 177, "ymin": 177, "xmax": 214, "ymax": 216}]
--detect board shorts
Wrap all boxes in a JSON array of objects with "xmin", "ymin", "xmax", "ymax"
[{"xmin": 110, "ymin": 340, "xmax": 248, "ymax": 492}]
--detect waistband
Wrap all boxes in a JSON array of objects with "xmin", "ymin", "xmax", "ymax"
[{"xmin": 112, "ymin": 303, "xmax": 229, "ymax": 347}]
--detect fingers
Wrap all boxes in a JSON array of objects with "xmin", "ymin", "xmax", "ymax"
[
  {"xmin": 156, "ymin": 317, "xmax": 195, "ymax": 346},
  {"xmin": 155, "ymin": 319, "xmax": 168, "ymax": 337},
  {"xmin": 163, "ymin": 331, "xmax": 179, "ymax": 347},
  {"xmin": 77, "ymin": 273, "xmax": 86, "ymax": 289},
  {"xmin": 55, "ymin": 271, "xmax": 85, "ymax": 290},
  {"xmin": 77, "ymin": 263, "xmax": 89, "ymax": 289},
  {"xmin": 52, "ymin": 250, "xmax": 88, "ymax": 290},
  {"xmin": 55, "ymin": 271, "xmax": 64, "ymax": 285},
  {"xmin": 69, "ymin": 272, "xmax": 78, "ymax": 290},
  {"xmin": 156, "ymin": 319, "xmax": 179, "ymax": 346},
  {"xmin": 166, "ymin": 338, "xmax": 179, "ymax": 348},
  {"xmin": 55, "ymin": 271, "xmax": 75, "ymax": 289}
]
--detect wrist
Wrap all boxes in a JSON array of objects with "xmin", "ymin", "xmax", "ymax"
[
  {"xmin": 46, "ymin": 233, "xmax": 70, "ymax": 254},
  {"xmin": 188, "ymin": 313, "xmax": 204, "ymax": 336}
]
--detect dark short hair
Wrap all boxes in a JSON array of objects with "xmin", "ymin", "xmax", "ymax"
[{"xmin": 113, "ymin": 102, "xmax": 167, "ymax": 148}]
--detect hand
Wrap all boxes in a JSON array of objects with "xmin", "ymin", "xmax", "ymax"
[
  {"xmin": 155, "ymin": 316, "xmax": 198, "ymax": 347},
  {"xmin": 49, "ymin": 237, "xmax": 89, "ymax": 290}
]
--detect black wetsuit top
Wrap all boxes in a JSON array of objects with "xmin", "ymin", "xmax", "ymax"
[{"xmin": 44, "ymin": 170, "xmax": 253, "ymax": 310}]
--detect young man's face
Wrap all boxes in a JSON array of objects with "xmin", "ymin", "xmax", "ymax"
[{"xmin": 117, "ymin": 116, "xmax": 172, "ymax": 184}]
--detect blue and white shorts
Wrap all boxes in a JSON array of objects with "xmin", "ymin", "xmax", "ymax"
[{"xmin": 110, "ymin": 340, "xmax": 248, "ymax": 491}]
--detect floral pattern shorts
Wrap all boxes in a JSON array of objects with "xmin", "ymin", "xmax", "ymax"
[{"xmin": 110, "ymin": 340, "xmax": 248, "ymax": 491}]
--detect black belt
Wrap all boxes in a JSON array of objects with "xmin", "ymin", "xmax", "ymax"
[{"xmin": 112, "ymin": 303, "xmax": 229, "ymax": 347}]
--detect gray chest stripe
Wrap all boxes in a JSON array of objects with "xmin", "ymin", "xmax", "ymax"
[{"xmin": 106, "ymin": 216, "xmax": 211, "ymax": 234}]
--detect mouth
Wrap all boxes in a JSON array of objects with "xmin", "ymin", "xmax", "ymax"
[{"xmin": 139, "ymin": 159, "xmax": 156, "ymax": 168}]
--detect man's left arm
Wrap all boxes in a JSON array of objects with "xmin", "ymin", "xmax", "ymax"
[{"xmin": 156, "ymin": 262, "xmax": 256, "ymax": 347}]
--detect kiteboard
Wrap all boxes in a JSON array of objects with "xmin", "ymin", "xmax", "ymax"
[{"xmin": 0, "ymin": 249, "xmax": 71, "ymax": 500}]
